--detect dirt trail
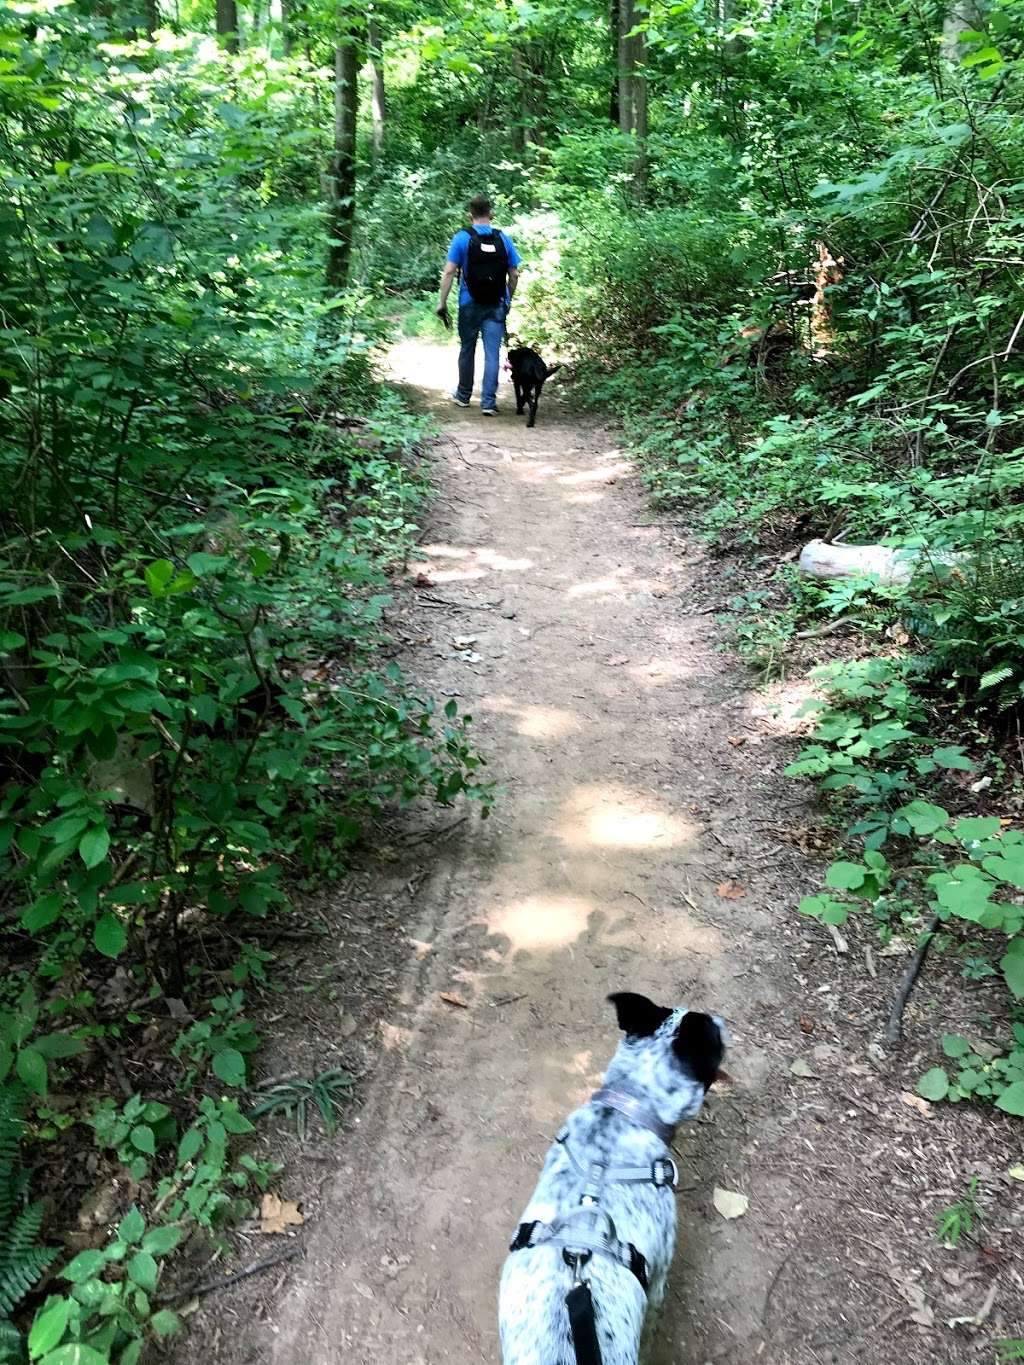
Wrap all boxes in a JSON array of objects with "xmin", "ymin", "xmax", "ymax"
[
  {"xmin": 209, "ymin": 340, "xmax": 1017, "ymax": 1365},
  {"xmin": 258, "ymin": 340, "xmax": 798, "ymax": 1364}
]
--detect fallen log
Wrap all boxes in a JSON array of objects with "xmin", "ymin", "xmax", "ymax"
[{"xmin": 798, "ymin": 539, "xmax": 963, "ymax": 585}]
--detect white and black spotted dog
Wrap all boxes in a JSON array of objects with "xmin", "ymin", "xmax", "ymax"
[{"xmin": 498, "ymin": 992, "xmax": 727, "ymax": 1365}]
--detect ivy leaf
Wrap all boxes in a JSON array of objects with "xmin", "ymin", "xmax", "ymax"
[
  {"xmin": 941, "ymin": 1033, "xmax": 971, "ymax": 1058},
  {"xmin": 916, "ymin": 1067, "xmax": 949, "ymax": 1102}
]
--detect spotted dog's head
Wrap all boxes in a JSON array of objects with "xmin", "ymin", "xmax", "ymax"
[{"xmin": 605, "ymin": 992, "xmax": 728, "ymax": 1124}]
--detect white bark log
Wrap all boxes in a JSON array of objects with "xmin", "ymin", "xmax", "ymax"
[{"xmin": 798, "ymin": 539, "xmax": 963, "ymax": 585}]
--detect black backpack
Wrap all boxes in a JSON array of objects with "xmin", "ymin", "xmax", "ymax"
[{"xmin": 461, "ymin": 227, "xmax": 509, "ymax": 307}]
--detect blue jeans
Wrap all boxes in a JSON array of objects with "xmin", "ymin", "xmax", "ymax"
[{"xmin": 456, "ymin": 301, "xmax": 506, "ymax": 409}]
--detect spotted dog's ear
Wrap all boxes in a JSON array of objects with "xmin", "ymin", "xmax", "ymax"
[
  {"xmin": 672, "ymin": 1011, "xmax": 726, "ymax": 1091},
  {"xmin": 608, "ymin": 992, "xmax": 673, "ymax": 1038}
]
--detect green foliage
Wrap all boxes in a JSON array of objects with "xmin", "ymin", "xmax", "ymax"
[
  {"xmin": 250, "ymin": 1068, "xmax": 354, "ymax": 1140},
  {"xmin": 0, "ymin": 1087, "xmax": 56, "ymax": 1341},
  {"xmin": 0, "ymin": 9, "xmax": 495, "ymax": 1360},
  {"xmin": 934, "ymin": 1176, "xmax": 981, "ymax": 1247},
  {"xmin": 26, "ymin": 1208, "xmax": 184, "ymax": 1363}
]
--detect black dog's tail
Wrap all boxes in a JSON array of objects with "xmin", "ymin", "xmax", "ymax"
[{"xmin": 544, "ymin": 362, "xmax": 563, "ymax": 379}]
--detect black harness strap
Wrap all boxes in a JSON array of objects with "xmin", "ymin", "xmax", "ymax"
[{"xmin": 565, "ymin": 1283, "xmax": 602, "ymax": 1365}]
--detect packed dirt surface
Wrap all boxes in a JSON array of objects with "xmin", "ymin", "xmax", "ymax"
[{"xmin": 192, "ymin": 339, "xmax": 1023, "ymax": 1364}]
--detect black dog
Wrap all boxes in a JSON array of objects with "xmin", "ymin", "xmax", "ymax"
[{"xmin": 507, "ymin": 346, "xmax": 561, "ymax": 428}]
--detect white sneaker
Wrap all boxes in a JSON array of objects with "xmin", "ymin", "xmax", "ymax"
[
  {"xmin": 481, "ymin": 407, "xmax": 498, "ymax": 416},
  {"xmin": 452, "ymin": 395, "xmax": 470, "ymax": 408}
]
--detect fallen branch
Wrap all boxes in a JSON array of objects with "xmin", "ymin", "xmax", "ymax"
[
  {"xmin": 158, "ymin": 1245, "xmax": 303, "ymax": 1304},
  {"xmin": 794, "ymin": 615, "xmax": 869, "ymax": 640},
  {"xmin": 884, "ymin": 915, "xmax": 940, "ymax": 1045}
]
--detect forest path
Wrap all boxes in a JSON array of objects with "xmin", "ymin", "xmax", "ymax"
[{"xmin": 258, "ymin": 337, "xmax": 807, "ymax": 1363}]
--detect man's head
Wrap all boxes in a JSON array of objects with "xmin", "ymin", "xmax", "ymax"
[{"xmin": 467, "ymin": 195, "xmax": 492, "ymax": 222}]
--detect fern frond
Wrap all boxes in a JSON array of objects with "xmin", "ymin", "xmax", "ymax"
[
  {"xmin": 0, "ymin": 1244, "xmax": 55, "ymax": 1317},
  {"xmin": 1, "ymin": 1205, "xmax": 45, "ymax": 1271},
  {"xmin": 0, "ymin": 1315, "xmax": 25, "ymax": 1363}
]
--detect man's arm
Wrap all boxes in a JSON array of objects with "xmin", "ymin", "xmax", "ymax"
[
  {"xmin": 438, "ymin": 260, "xmax": 458, "ymax": 311},
  {"xmin": 507, "ymin": 266, "xmax": 519, "ymax": 303}
]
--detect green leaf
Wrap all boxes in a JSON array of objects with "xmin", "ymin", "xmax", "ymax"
[
  {"xmin": 22, "ymin": 893, "xmax": 65, "ymax": 933},
  {"xmin": 39, "ymin": 1347, "xmax": 109, "ymax": 1365},
  {"xmin": 144, "ymin": 559, "xmax": 175, "ymax": 597},
  {"xmin": 931, "ymin": 746, "xmax": 973, "ymax": 771},
  {"xmin": 34, "ymin": 1033, "xmax": 85, "ymax": 1060},
  {"xmin": 178, "ymin": 1128, "xmax": 202, "ymax": 1163},
  {"xmin": 17, "ymin": 1047, "xmax": 48, "ymax": 1096},
  {"xmin": 79, "ymin": 825, "xmax": 110, "ymax": 869},
  {"xmin": 60, "ymin": 1250, "xmax": 107, "ymax": 1283},
  {"xmin": 897, "ymin": 800, "xmax": 949, "ymax": 836},
  {"xmin": 118, "ymin": 1206, "xmax": 145, "ymax": 1245},
  {"xmin": 28, "ymin": 1297, "xmax": 72, "ymax": 1358},
  {"xmin": 1001, "ymin": 942, "xmax": 1024, "ymax": 1000},
  {"xmin": 149, "ymin": 1309, "xmax": 183, "ymax": 1337},
  {"xmin": 954, "ymin": 817, "xmax": 1002, "ymax": 844},
  {"xmin": 824, "ymin": 861, "xmax": 866, "ymax": 891},
  {"xmin": 93, "ymin": 913, "xmax": 127, "ymax": 959},
  {"xmin": 941, "ymin": 1033, "xmax": 971, "ymax": 1058},
  {"xmin": 141, "ymin": 1225, "xmax": 183, "ymax": 1256},
  {"xmin": 130, "ymin": 1125, "xmax": 155, "ymax": 1155},
  {"xmin": 126, "ymin": 1251, "xmax": 158, "ymax": 1292},
  {"xmin": 916, "ymin": 1067, "xmax": 949, "ymax": 1101},
  {"xmin": 996, "ymin": 1081, "xmax": 1024, "ymax": 1116},
  {"xmin": 983, "ymin": 850, "xmax": 1024, "ymax": 890},
  {"xmin": 212, "ymin": 1048, "xmax": 247, "ymax": 1087}
]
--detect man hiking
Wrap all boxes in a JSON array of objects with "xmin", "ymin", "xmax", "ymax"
[{"xmin": 437, "ymin": 196, "xmax": 521, "ymax": 415}]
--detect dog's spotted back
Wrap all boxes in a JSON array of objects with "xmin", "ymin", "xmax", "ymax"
[{"xmin": 498, "ymin": 993, "xmax": 727, "ymax": 1365}]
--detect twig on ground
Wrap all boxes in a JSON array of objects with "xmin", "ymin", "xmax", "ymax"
[
  {"xmin": 401, "ymin": 816, "xmax": 468, "ymax": 846},
  {"xmin": 884, "ymin": 915, "xmax": 940, "ymax": 1044},
  {"xmin": 794, "ymin": 616, "xmax": 869, "ymax": 640},
  {"xmin": 158, "ymin": 1246, "xmax": 303, "ymax": 1304}
]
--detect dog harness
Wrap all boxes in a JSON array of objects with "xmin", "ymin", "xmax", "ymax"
[{"xmin": 507, "ymin": 1085, "xmax": 680, "ymax": 1365}]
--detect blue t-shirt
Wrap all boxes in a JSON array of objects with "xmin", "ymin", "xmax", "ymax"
[{"xmin": 447, "ymin": 224, "xmax": 521, "ymax": 308}]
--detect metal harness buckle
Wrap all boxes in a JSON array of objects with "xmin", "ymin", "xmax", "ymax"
[
  {"xmin": 562, "ymin": 1247, "xmax": 592, "ymax": 1283},
  {"xmin": 652, "ymin": 1156, "xmax": 678, "ymax": 1188}
]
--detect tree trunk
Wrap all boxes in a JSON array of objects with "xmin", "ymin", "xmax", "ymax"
[
  {"xmin": 279, "ymin": 0, "xmax": 291, "ymax": 55},
  {"xmin": 617, "ymin": 0, "xmax": 635, "ymax": 134},
  {"xmin": 632, "ymin": 9, "xmax": 648, "ymax": 195},
  {"xmin": 941, "ymin": 0, "xmax": 986, "ymax": 61},
  {"xmin": 368, "ymin": 20, "xmax": 386, "ymax": 160},
  {"xmin": 609, "ymin": 0, "xmax": 620, "ymax": 123},
  {"xmin": 326, "ymin": 34, "xmax": 359, "ymax": 292},
  {"xmin": 216, "ymin": 0, "xmax": 239, "ymax": 52},
  {"xmin": 145, "ymin": 0, "xmax": 159, "ymax": 36}
]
